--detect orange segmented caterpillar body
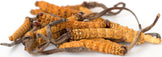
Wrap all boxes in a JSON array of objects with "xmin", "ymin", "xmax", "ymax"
[
  {"xmin": 32, "ymin": 1, "xmax": 105, "ymax": 22},
  {"xmin": 108, "ymin": 21, "xmax": 161, "ymax": 44},
  {"xmin": 31, "ymin": 8, "xmax": 105, "ymax": 22},
  {"xmin": 31, "ymin": 4, "xmax": 105, "ymax": 22},
  {"xmin": 69, "ymin": 28, "xmax": 161, "ymax": 44},
  {"xmin": 9, "ymin": 17, "xmax": 32, "ymax": 41},
  {"xmin": 31, "ymin": 1, "xmax": 92, "ymax": 15},
  {"xmin": 58, "ymin": 39, "xmax": 127, "ymax": 55},
  {"xmin": 30, "ymin": 5, "xmax": 93, "ymax": 15},
  {"xmin": 37, "ymin": 12, "xmax": 81, "ymax": 28},
  {"xmin": 35, "ymin": 1, "xmax": 79, "ymax": 18}
]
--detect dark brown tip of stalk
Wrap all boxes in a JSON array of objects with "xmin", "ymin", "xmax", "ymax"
[
  {"xmin": 155, "ymin": 13, "xmax": 160, "ymax": 24},
  {"xmin": 146, "ymin": 33, "xmax": 161, "ymax": 39},
  {"xmin": 121, "ymin": 46, "xmax": 127, "ymax": 55},
  {"xmin": 35, "ymin": 1, "xmax": 39, "ymax": 6}
]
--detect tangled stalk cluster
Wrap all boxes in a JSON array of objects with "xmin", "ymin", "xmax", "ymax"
[{"xmin": 0, "ymin": 1, "xmax": 161, "ymax": 56}]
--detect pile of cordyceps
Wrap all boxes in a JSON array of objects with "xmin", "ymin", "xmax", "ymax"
[{"xmin": 0, "ymin": 1, "xmax": 161, "ymax": 56}]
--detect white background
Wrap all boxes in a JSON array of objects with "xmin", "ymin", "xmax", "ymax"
[{"xmin": 0, "ymin": 0, "xmax": 162, "ymax": 57}]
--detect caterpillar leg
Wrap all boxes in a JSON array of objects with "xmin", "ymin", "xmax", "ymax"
[
  {"xmin": 0, "ymin": 38, "xmax": 22, "ymax": 47},
  {"xmin": 39, "ymin": 47, "xmax": 89, "ymax": 55}
]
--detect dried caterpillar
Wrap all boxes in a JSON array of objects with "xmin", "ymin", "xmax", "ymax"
[
  {"xmin": 35, "ymin": 1, "xmax": 79, "ymax": 18},
  {"xmin": 58, "ymin": 39, "xmax": 127, "ymax": 55},
  {"xmin": 31, "ymin": 7, "xmax": 105, "ymax": 22},
  {"xmin": 31, "ymin": 1, "xmax": 95, "ymax": 15},
  {"xmin": 108, "ymin": 21, "xmax": 161, "ymax": 44},
  {"xmin": 32, "ymin": 1, "xmax": 105, "ymax": 22},
  {"xmin": 68, "ymin": 28, "xmax": 161, "ymax": 44},
  {"xmin": 9, "ymin": 17, "xmax": 32, "ymax": 41}
]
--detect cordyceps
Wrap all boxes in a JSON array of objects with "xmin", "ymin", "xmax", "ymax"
[
  {"xmin": 31, "ymin": 1, "xmax": 105, "ymax": 22},
  {"xmin": 31, "ymin": 1, "xmax": 104, "ymax": 15},
  {"xmin": 39, "ymin": 39, "xmax": 127, "ymax": 55},
  {"xmin": 37, "ymin": 10, "xmax": 161, "ymax": 44},
  {"xmin": 34, "ymin": 1, "xmax": 79, "ymax": 18},
  {"xmin": 57, "ymin": 28, "xmax": 161, "ymax": 44},
  {"xmin": 35, "ymin": 13, "xmax": 106, "ymax": 44},
  {"xmin": 31, "ymin": 1, "xmax": 125, "ymax": 22},
  {"xmin": 0, "ymin": 0, "xmax": 161, "ymax": 56},
  {"xmin": 40, "ymin": 11, "xmax": 161, "ymax": 44},
  {"xmin": 9, "ymin": 17, "xmax": 32, "ymax": 41}
]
